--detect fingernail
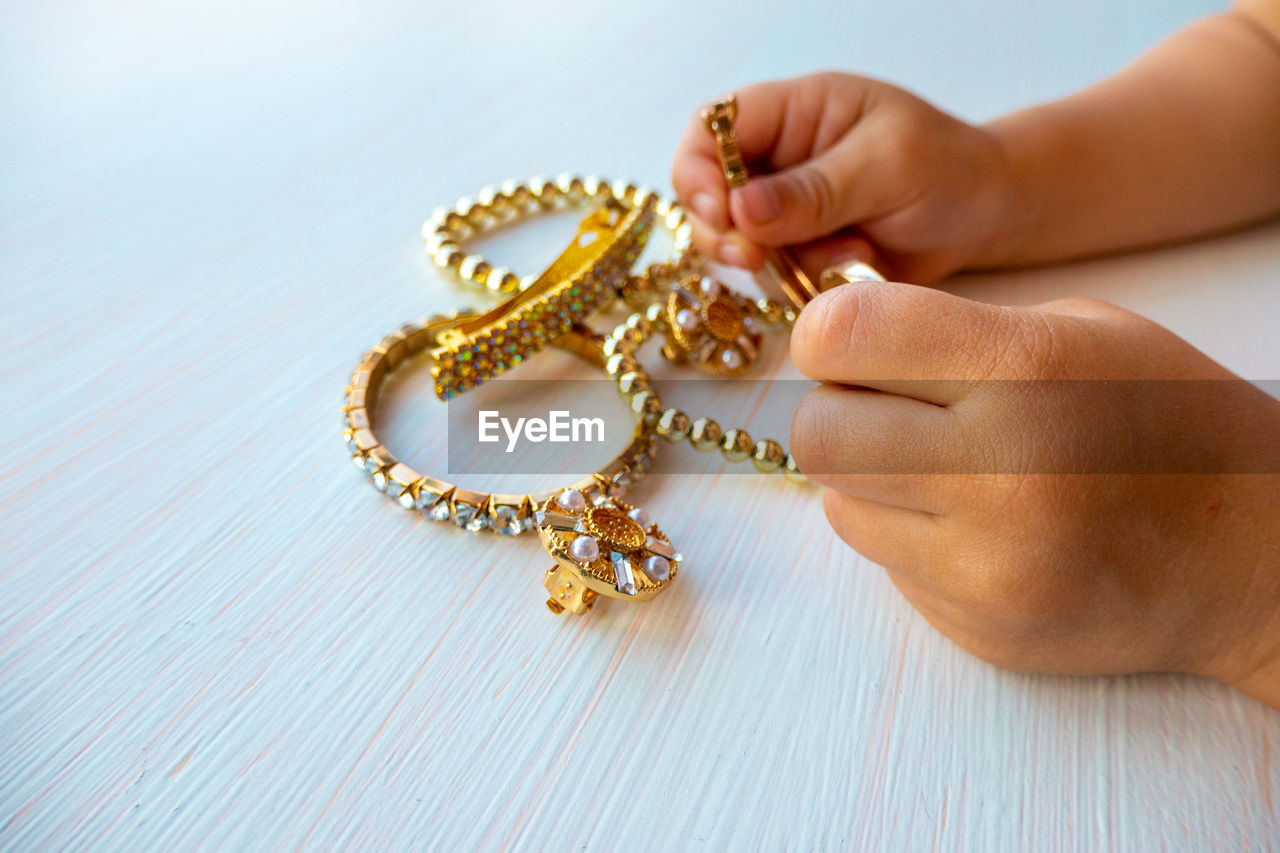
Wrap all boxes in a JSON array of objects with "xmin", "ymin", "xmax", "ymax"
[
  {"xmin": 719, "ymin": 239, "xmax": 747, "ymax": 267},
  {"xmin": 690, "ymin": 192, "xmax": 722, "ymax": 229},
  {"xmin": 734, "ymin": 180, "xmax": 781, "ymax": 225}
]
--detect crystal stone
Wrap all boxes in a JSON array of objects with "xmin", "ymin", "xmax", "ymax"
[
  {"xmin": 396, "ymin": 488, "xmax": 416, "ymax": 510},
  {"xmin": 612, "ymin": 551, "xmax": 637, "ymax": 595},
  {"xmin": 454, "ymin": 503, "xmax": 488, "ymax": 532},
  {"xmin": 493, "ymin": 505, "xmax": 524, "ymax": 536},
  {"xmin": 421, "ymin": 494, "xmax": 452, "ymax": 522}
]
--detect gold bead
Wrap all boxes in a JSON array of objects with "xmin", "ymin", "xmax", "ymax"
[
  {"xmin": 556, "ymin": 173, "xmax": 586, "ymax": 199},
  {"xmin": 477, "ymin": 185, "xmax": 506, "ymax": 214},
  {"xmin": 658, "ymin": 408, "xmax": 690, "ymax": 442},
  {"xmin": 502, "ymin": 179, "xmax": 533, "ymax": 208},
  {"xmin": 720, "ymin": 428, "xmax": 753, "ymax": 463},
  {"xmin": 750, "ymin": 439, "xmax": 785, "ymax": 472},
  {"xmin": 584, "ymin": 176, "xmax": 609, "ymax": 198},
  {"xmin": 617, "ymin": 371, "xmax": 648, "ymax": 397},
  {"xmin": 643, "ymin": 301, "xmax": 665, "ymax": 327},
  {"xmin": 457, "ymin": 255, "xmax": 486, "ymax": 283},
  {"xmin": 611, "ymin": 179, "xmax": 639, "ymax": 204},
  {"xmin": 469, "ymin": 259, "xmax": 493, "ymax": 286},
  {"xmin": 529, "ymin": 175, "xmax": 559, "ymax": 206},
  {"xmin": 783, "ymin": 453, "xmax": 808, "ymax": 483},
  {"xmin": 625, "ymin": 312, "xmax": 650, "ymax": 336},
  {"xmin": 442, "ymin": 210, "xmax": 468, "ymax": 234},
  {"xmin": 432, "ymin": 239, "xmax": 462, "ymax": 263},
  {"xmin": 630, "ymin": 390, "xmax": 662, "ymax": 424},
  {"xmin": 605, "ymin": 353, "xmax": 637, "ymax": 378},
  {"xmin": 619, "ymin": 325, "xmax": 645, "ymax": 346},
  {"xmin": 487, "ymin": 266, "xmax": 520, "ymax": 293},
  {"xmin": 689, "ymin": 417, "xmax": 723, "ymax": 452},
  {"xmin": 437, "ymin": 247, "xmax": 466, "ymax": 273}
]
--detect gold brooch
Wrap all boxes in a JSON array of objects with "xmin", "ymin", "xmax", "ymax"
[
  {"xmin": 536, "ymin": 488, "xmax": 680, "ymax": 614},
  {"xmin": 661, "ymin": 273, "xmax": 765, "ymax": 374}
]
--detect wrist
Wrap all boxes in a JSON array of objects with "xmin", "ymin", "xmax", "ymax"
[{"xmin": 967, "ymin": 118, "xmax": 1042, "ymax": 270}]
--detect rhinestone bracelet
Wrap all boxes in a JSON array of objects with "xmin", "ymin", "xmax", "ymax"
[{"xmin": 341, "ymin": 310, "xmax": 660, "ymax": 536}]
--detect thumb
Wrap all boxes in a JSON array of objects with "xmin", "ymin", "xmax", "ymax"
[{"xmin": 727, "ymin": 141, "xmax": 882, "ymax": 247}]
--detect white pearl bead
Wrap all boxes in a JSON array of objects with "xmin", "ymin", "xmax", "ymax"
[
  {"xmin": 628, "ymin": 507, "xmax": 651, "ymax": 529},
  {"xmin": 569, "ymin": 535, "xmax": 600, "ymax": 563},
  {"xmin": 698, "ymin": 276, "xmax": 721, "ymax": 299},
  {"xmin": 556, "ymin": 489, "xmax": 586, "ymax": 512},
  {"xmin": 675, "ymin": 308, "xmax": 700, "ymax": 332},
  {"xmin": 721, "ymin": 348, "xmax": 744, "ymax": 371},
  {"xmin": 743, "ymin": 316, "xmax": 761, "ymax": 335},
  {"xmin": 640, "ymin": 555, "xmax": 670, "ymax": 583}
]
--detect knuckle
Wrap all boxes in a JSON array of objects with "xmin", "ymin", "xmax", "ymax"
[
  {"xmin": 790, "ymin": 391, "xmax": 843, "ymax": 475},
  {"xmin": 791, "ymin": 168, "xmax": 839, "ymax": 231}
]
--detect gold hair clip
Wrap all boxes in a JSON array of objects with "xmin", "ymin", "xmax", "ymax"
[
  {"xmin": 424, "ymin": 176, "xmax": 697, "ymax": 305},
  {"xmin": 702, "ymin": 94, "xmax": 885, "ymax": 307},
  {"xmin": 428, "ymin": 196, "xmax": 655, "ymax": 400}
]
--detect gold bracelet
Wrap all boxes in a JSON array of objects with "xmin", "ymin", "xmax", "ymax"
[
  {"xmin": 600, "ymin": 304, "xmax": 808, "ymax": 482},
  {"xmin": 342, "ymin": 310, "xmax": 657, "ymax": 532},
  {"xmin": 342, "ymin": 313, "xmax": 683, "ymax": 615},
  {"xmin": 423, "ymin": 175, "xmax": 697, "ymax": 306},
  {"xmin": 702, "ymin": 94, "xmax": 885, "ymax": 307}
]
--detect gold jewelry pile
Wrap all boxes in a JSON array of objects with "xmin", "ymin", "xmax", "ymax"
[{"xmin": 341, "ymin": 94, "xmax": 884, "ymax": 616}]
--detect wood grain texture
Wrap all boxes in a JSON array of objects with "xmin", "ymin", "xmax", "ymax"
[{"xmin": 2, "ymin": 0, "xmax": 1277, "ymax": 849}]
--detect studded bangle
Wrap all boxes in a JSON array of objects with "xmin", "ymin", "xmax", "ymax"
[
  {"xmin": 341, "ymin": 310, "xmax": 660, "ymax": 536},
  {"xmin": 599, "ymin": 301, "xmax": 807, "ymax": 483},
  {"xmin": 423, "ymin": 174, "xmax": 697, "ymax": 306}
]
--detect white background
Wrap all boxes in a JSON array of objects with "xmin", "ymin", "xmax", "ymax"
[{"xmin": 3, "ymin": 0, "xmax": 1278, "ymax": 848}]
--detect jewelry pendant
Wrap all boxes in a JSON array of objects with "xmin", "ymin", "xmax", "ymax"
[
  {"xmin": 661, "ymin": 273, "xmax": 764, "ymax": 375},
  {"xmin": 536, "ymin": 487, "xmax": 680, "ymax": 615}
]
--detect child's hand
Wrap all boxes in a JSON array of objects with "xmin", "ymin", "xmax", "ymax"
[
  {"xmin": 671, "ymin": 72, "xmax": 1016, "ymax": 283},
  {"xmin": 788, "ymin": 280, "xmax": 1280, "ymax": 707}
]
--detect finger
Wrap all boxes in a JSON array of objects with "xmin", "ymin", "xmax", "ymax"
[
  {"xmin": 790, "ymin": 279, "xmax": 1022, "ymax": 403},
  {"xmin": 673, "ymin": 75, "xmax": 869, "ymax": 241},
  {"xmin": 726, "ymin": 132, "xmax": 900, "ymax": 247},
  {"xmin": 821, "ymin": 489, "xmax": 944, "ymax": 577},
  {"xmin": 791, "ymin": 384, "xmax": 962, "ymax": 513},
  {"xmin": 672, "ymin": 110, "xmax": 732, "ymax": 231}
]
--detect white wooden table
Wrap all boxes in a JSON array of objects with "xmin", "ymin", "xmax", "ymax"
[{"xmin": 3, "ymin": 0, "xmax": 1278, "ymax": 848}]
